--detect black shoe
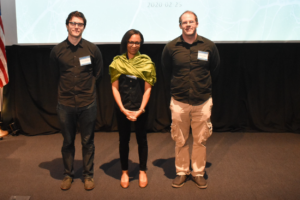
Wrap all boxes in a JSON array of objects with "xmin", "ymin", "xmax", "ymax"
[
  {"xmin": 84, "ymin": 177, "xmax": 95, "ymax": 190},
  {"xmin": 191, "ymin": 176, "xmax": 207, "ymax": 189},
  {"xmin": 60, "ymin": 176, "xmax": 73, "ymax": 190},
  {"xmin": 172, "ymin": 175, "xmax": 188, "ymax": 188}
]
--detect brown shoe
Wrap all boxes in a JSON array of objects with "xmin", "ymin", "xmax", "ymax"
[
  {"xmin": 84, "ymin": 177, "xmax": 95, "ymax": 190},
  {"xmin": 139, "ymin": 171, "xmax": 148, "ymax": 188},
  {"xmin": 172, "ymin": 175, "xmax": 188, "ymax": 188},
  {"xmin": 120, "ymin": 170, "xmax": 129, "ymax": 189},
  {"xmin": 191, "ymin": 176, "xmax": 208, "ymax": 189},
  {"xmin": 60, "ymin": 176, "xmax": 73, "ymax": 190}
]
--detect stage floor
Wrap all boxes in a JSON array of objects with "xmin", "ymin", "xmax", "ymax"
[{"xmin": 1, "ymin": 132, "xmax": 300, "ymax": 200}]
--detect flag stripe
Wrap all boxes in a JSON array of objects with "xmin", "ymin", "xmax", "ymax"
[
  {"xmin": 0, "ymin": 16, "xmax": 4, "ymax": 34},
  {"xmin": 0, "ymin": 7, "xmax": 8, "ymax": 88},
  {"xmin": 0, "ymin": 50, "xmax": 8, "ymax": 83},
  {"xmin": 0, "ymin": 36, "xmax": 6, "ymax": 60}
]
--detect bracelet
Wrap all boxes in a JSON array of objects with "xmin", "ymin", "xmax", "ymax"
[{"xmin": 139, "ymin": 108, "xmax": 145, "ymax": 113}]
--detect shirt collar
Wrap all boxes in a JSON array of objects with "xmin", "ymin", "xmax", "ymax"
[
  {"xmin": 176, "ymin": 35, "xmax": 204, "ymax": 44},
  {"xmin": 65, "ymin": 38, "xmax": 83, "ymax": 48}
]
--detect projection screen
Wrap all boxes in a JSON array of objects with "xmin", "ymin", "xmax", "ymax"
[{"xmin": 2, "ymin": 0, "xmax": 300, "ymax": 45}]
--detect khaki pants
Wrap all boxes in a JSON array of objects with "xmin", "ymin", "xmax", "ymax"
[{"xmin": 170, "ymin": 97, "xmax": 213, "ymax": 177}]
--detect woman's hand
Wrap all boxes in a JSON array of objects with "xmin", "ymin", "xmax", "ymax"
[
  {"xmin": 123, "ymin": 109, "xmax": 143, "ymax": 121},
  {"xmin": 131, "ymin": 110, "xmax": 143, "ymax": 121},
  {"xmin": 121, "ymin": 108, "xmax": 131, "ymax": 119}
]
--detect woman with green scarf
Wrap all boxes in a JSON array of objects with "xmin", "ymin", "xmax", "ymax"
[{"xmin": 109, "ymin": 29, "xmax": 156, "ymax": 189}]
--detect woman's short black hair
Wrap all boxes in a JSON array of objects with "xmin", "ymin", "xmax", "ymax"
[
  {"xmin": 66, "ymin": 11, "xmax": 87, "ymax": 27},
  {"xmin": 120, "ymin": 29, "xmax": 144, "ymax": 54}
]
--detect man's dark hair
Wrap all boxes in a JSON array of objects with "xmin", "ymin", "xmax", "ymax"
[
  {"xmin": 66, "ymin": 11, "xmax": 87, "ymax": 27},
  {"xmin": 179, "ymin": 10, "xmax": 198, "ymax": 25},
  {"xmin": 120, "ymin": 29, "xmax": 144, "ymax": 54}
]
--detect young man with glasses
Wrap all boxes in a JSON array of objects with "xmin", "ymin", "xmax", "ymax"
[
  {"xmin": 162, "ymin": 11, "xmax": 220, "ymax": 189},
  {"xmin": 50, "ymin": 11, "xmax": 103, "ymax": 191}
]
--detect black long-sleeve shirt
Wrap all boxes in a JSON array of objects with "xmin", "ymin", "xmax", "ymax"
[
  {"xmin": 161, "ymin": 35, "xmax": 220, "ymax": 105},
  {"xmin": 50, "ymin": 38, "xmax": 103, "ymax": 107}
]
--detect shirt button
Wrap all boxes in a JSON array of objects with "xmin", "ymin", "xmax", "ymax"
[
  {"xmin": 75, "ymin": 76, "xmax": 77, "ymax": 77},
  {"xmin": 130, "ymin": 80, "xmax": 132, "ymax": 82},
  {"xmin": 130, "ymin": 87, "xmax": 132, "ymax": 89}
]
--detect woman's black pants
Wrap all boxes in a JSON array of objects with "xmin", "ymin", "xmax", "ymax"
[{"xmin": 116, "ymin": 109, "xmax": 148, "ymax": 171}]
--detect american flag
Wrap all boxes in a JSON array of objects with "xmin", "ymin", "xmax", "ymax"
[{"xmin": 0, "ymin": 2, "xmax": 8, "ymax": 88}]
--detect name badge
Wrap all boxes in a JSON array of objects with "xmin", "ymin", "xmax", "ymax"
[
  {"xmin": 126, "ymin": 75, "xmax": 137, "ymax": 79},
  {"xmin": 79, "ymin": 56, "xmax": 92, "ymax": 66},
  {"xmin": 198, "ymin": 51, "xmax": 209, "ymax": 61}
]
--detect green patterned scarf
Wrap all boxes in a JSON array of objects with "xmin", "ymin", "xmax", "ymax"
[{"xmin": 109, "ymin": 52, "xmax": 156, "ymax": 86}]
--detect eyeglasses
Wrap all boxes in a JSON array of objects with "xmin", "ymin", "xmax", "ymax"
[
  {"xmin": 68, "ymin": 22, "xmax": 84, "ymax": 28},
  {"xmin": 128, "ymin": 41, "xmax": 141, "ymax": 46},
  {"xmin": 181, "ymin": 20, "xmax": 195, "ymax": 26}
]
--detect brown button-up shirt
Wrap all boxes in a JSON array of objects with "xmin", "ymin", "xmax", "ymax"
[
  {"xmin": 162, "ymin": 35, "xmax": 220, "ymax": 105},
  {"xmin": 50, "ymin": 38, "xmax": 103, "ymax": 107}
]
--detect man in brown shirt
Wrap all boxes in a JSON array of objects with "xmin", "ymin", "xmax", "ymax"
[
  {"xmin": 50, "ymin": 11, "xmax": 103, "ymax": 191},
  {"xmin": 162, "ymin": 10, "xmax": 220, "ymax": 189}
]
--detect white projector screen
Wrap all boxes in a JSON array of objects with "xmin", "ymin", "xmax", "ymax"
[{"xmin": 4, "ymin": 0, "xmax": 300, "ymax": 45}]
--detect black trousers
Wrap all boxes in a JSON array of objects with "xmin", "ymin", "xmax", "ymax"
[
  {"xmin": 116, "ymin": 109, "xmax": 148, "ymax": 171},
  {"xmin": 57, "ymin": 101, "xmax": 97, "ymax": 178}
]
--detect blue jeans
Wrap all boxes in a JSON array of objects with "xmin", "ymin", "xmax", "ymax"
[{"xmin": 57, "ymin": 101, "xmax": 97, "ymax": 178}]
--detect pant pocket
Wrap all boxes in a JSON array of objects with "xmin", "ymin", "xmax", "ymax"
[
  {"xmin": 170, "ymin": 123, "xmax": 177, "ymax": 141},
  {"xmin": 205, "ymin": 120, "xmax": 213, "ymax": 141}
]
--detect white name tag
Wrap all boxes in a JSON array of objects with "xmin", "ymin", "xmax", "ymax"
[
  {"xmin": 79, "ymin": 56, "xmax": 92, "ymax": 66},
  {"xmin": 126, "ymin": 75, "xmax": 137, "ymax": 79},
  {"xmin": 198, "ymin": 51, "xmax": 209, "ymax": 61}
]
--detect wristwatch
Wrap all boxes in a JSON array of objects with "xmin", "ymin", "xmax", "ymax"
[{"xmin": 139, "ymin": 108, "xmax": 145, "ymax": 113}]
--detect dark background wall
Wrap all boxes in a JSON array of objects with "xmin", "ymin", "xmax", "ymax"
[{"xmin": 2, "ymin": 43, "xmax": 300, "ymax": 135}]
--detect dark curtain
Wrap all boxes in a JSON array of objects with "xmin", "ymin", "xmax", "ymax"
[{"xmin": 2, "ymin": 43, "xmax": 300, "ymax": 135}]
